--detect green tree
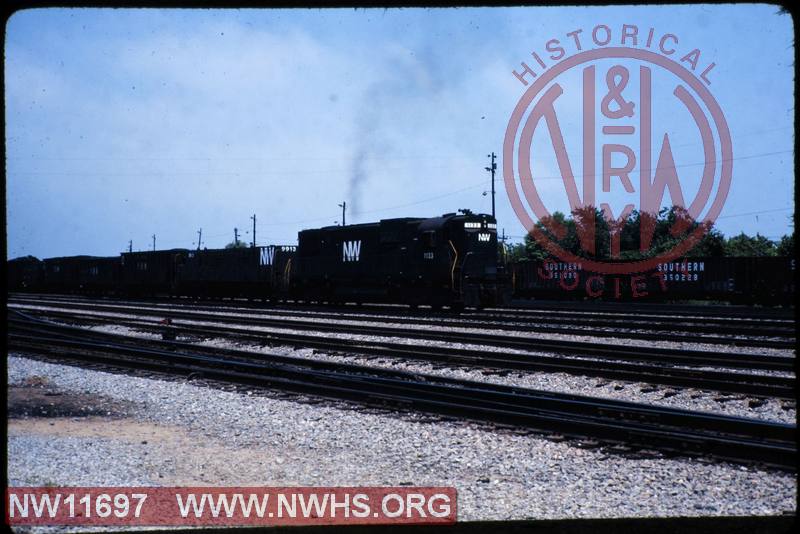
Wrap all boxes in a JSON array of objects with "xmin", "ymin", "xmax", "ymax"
[
  {"xmin": 512, "ymin": 205, "xmax": 726, "ymax": 261},
  {"xmin": 687, "ymin": 227, "xmax": 726, "ymax": 257},
  {"xmin": 224, "ymin": 241, "xmax": 248, "ymax": 249},
  {"xmin": 776, "ymin": 233, "xmax": 794, "ymax": 256},
  {"xmin": 724, "ymin": 233, "xmax": 777, "ymax": 257}
]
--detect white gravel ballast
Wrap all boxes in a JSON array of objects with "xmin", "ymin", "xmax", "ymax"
[{"xmin": 7, "ymin": 354, "xmax": 796, "ymax": 521}]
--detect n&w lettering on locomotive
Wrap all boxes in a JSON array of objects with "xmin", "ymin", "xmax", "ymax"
[
  {"xmin": 259, "ymin": 246, "xmax": 275, "ymax": 266},
  {"xmin": 342, "ymin": 240, "xmax": 361, "ymax": 262}
]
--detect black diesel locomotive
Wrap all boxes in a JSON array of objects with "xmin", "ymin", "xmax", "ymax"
[
  {"xmin": 295, "ymin": 211, "xmax": 509, "ymax": 308},
  {"xmin": 7, "ymin": 211, "xmax": 510, "ymax": 309}
]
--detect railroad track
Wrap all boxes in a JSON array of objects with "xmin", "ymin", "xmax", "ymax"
[
  {"xmin": 506, "ymin": 299, "xmax": 796, "ymax": 321},
  {"xmin": 13, "ymin": 292, "xmax": 795, "ymax": 322},
  {"xmin": 8, "ymin": 297, "xmax": 794, "ymax": 369},
  {"xmin": 9, "ymin": 296, "xmax": 795, "ymax": 349},
  {"xmin": 8, "ymin": 311, "xmax": 795, "ymax": 471},
  {"xmin": 12, "ymin": 305, "xmax": 796, "ymax": 399},
  {"xmin": 9, "ymin": 293, "xmax": 795, "ymax": 347}
]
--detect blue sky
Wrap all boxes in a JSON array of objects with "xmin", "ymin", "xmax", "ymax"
[{"xmin": 4, "ymin": 6, "xmax": 794, "ymax": 258}]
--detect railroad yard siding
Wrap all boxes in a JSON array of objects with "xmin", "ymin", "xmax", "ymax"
[
  {"xmin": 8, "ymin": 300, "xmax": 795, "ymax": 357},
  {"xmin": 196, "ymin": 339, "xmax": 796, "ymax": 424},
  {"xmin": 8, "ymin": 355, "xmax": 796, "ymax": 520},
  {"xmin": 76, "ymin": 323, "xmax": 795, "ymax": 424}
]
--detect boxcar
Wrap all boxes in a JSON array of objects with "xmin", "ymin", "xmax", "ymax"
[
  {"xmin": 175, "ymin": 245, "xmax": 296, "ymax": 298},
  {"xmin": 120, "ymin": 249, "xmax": 189, "ymax": 295}
]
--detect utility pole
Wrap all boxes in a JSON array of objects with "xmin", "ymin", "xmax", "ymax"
[
  {"xmin": 234, "ymin": 227, "xmax": 239, "ymax": 246},
  {"xmin": 250, "ymin": 214, "xmax": 257, "ymax": 247},
  {"xmin": 338, "ymin": 202, "xmax": 346, "ymax": 226},
  {"xmin": 128, "ymin": 240, "xmax": 133, "ymax": 253},
  {"xmin": 485, "ymin": 152, "xmax": 497, "ymax": 220},
  {"xmin": 499, "ymin": 228, "xmax": 508, "ymax": 263},
  {"xmin": 152, "ymin": 234, "xmax": 156, "ymax": 251},
  {"xmin": 197, "ymin": 228, "xmax": 203, "ymax": 250}
]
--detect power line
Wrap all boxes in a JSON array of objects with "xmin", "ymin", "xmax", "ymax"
[
  {"xmin": 14, "ymin": 147, "xmax": 791, "ymax": 179},
  {"xmin": 512, "ymin": 125, "xmax": 794, "ymax": 166},
  {"xmin": 717, "ymin": 207, "xmax": 793, "ymax": 219},
  {"xmin": 357, "ymin": 180, "xmax": 487, "ymax": 216},
  {"xmin": 9, "ymin": 163, "xmax": 474, "ymax": 177},
  {"xmin": 10, "ymin": 124, "xmax": 794, "ymax": 163},
  {"xmin": 511, "ymin": 149, "xmax": 793, "ymax": 182}
]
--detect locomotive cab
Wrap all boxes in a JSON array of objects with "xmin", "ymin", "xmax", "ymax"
[{"xmin": 435, "ymin": 211, "xmax": 511, "ymax": 309}]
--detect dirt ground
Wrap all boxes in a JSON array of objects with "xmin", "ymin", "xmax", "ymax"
[
  {"xmin": 8, "ymin": 376, "xmax": 306, "ymax": 486},
  {"xmin": 8, "ymin": 375, "xmax": 135, "ymax": 418}
]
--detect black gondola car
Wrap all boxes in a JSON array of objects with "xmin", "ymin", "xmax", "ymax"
[
  {"xmin": 294, "ymin": 212, "xmax": 510, "ymax": 309},
  {"xmin": 175, "ymin": 245, "xmax": 296, "ymax": 298},
  {"xmin": 7, "ymin": 256, "xmax": 43, "ymax": 291},
  {"xmin": 120, "ymin": 249, "xmax": 189, "ymax": 295},
  {"xmin": 76, "ymin": 256, "xmax": 121, "ymax": 293},
  {"xmin": 42, "ymin": 256, "xmax": 94, "ymax": 293},
  {"xmin": 732, "ymin": 256, "xmax": 795, "ymax": 304},
  {"xmin": 511, "ymin": 256, "xmax": 795, "ymax": 304}
]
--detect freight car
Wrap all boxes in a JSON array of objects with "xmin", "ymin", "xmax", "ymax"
[
  {"xmin": 511, "ymin": 256, "xmax": 795, "ymax": 305},
  {"xmin": 120, "ymin": 249, "xmax": 189, "ymax": 295},
  {"xmin": 77, "ymin": 256, "xmax": 121, "ymax": 294},
  {"xmin": 41, "ymin": 256, "xmax": 120, "ymax": 294},
  {"xmin": 7, "ymin": 256, "xmax": 42, "ymax": 291},
  {"xmin": 293, "ymin": 211, "xmax": 510, "ymax": 309}
]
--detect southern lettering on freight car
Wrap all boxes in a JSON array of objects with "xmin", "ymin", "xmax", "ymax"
[
  {"xmin": 657, "ymin": 261, "xmax": 705, "ymax": 272},
  {"xmin": 657, "ymin": 261, "xmax": 705, "ymax": 282}
]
